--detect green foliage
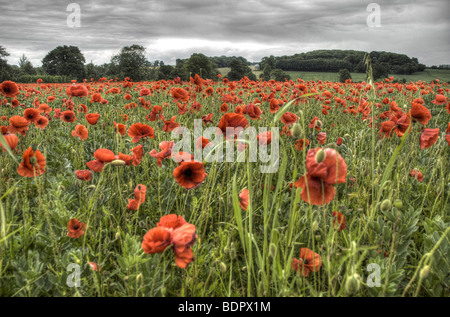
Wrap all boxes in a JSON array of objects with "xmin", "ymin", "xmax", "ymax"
[
  {"xmin": 270, "ymin": 68, "xmax": 291, "ymax": 81},
  {"xmin": 110, "ymin": 45, "xmax": 151, "ymax": 81},
  {"xmin": 226, "ymin": 58, "xmax": 256, "ymax": 81},
  {"xmin": 338, "ymin": 69, "xmax": 352, "ymax": 82},
  {"xmin": 42, "ymin": 45, "xmax": 86, "ymax": 81},
  {"xmin": 183, "ymin": 53, "xmax": 219, "ymax": 79}
]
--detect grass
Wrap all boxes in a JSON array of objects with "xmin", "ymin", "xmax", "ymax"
[
  {"xmin": 219, "ymin": 67, "xmax": 450, "ymax": 83},
  {"xmin": 0, "ymin": 77, "xmax": 448, "ymax": 297}
]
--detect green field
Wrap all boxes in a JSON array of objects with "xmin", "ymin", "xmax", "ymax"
[{"xmin": 219, "ymin": 67, "xmax": 450, "ymax": 83}]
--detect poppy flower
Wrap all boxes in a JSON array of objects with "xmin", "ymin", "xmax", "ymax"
[
  {"xmin": 295, "ymin": 138, "xmax": 310, "ymax": 151},
  {"xmin": 161, "ymin": 115, "xmax": 179, "ymax": 132},
  {"xmin": 280, "ymin": 112, "xmax": 297, "ymax": 125},
  {"xmin": 172, "ymin": 223, "xmax": 197, "ymax": 269},
  {"xmin": 131, "ymin": 144, "xmax": 143, "ymax": 166},
  {"xmin": 419, "ymin": 128, "xmax": 439, "ymax": 150},
  {"xmin": 410, "ymin": 102, "xmax": 431, "ymax": 125},
  {"xmin": 127, "ymin": 184, "xmax": 147, "ymax": 210},
  {"xmin": 86, "ymin": 148, "xmax": 116, "ymax": 172},
  {"xmin": 23, "ymin": 108, "xmax": 40, "ymax": 123},
  {"xmin": 409, "ymin": 169, "xmax": 423, "ymax": 182},
  {"xmin": 246, "ymin": 103, "xmax": 262, "ymax": 120},
  {"xmin": 291, "ymin": 248, "xmax": 322, "ymax": 277},
  {"xmin": 173, "ymin": 161, "xmax": 207, "ymax": 189},
  {"xmin": 202, "ymin": 113, "xmax": 213, "ymax": 125},
  {"xmin": 128, "ymin": 123, "xmax": 154, "ymax": 143},
  {"xmin": 239, "ymin": 189, "xmax": 249, "ymax": 211},
  {"xmin": 17, "ymin": 147, "xmax": 46, "ymax": 177},
  {"xmin": 71, "ymin": 124, "xmax": 88, "ymax": 141},
  {"xmin": 75, "ymin": 170, "xmax": 92, "ymax": 181},
  {"xmin": 218, "ymin": 113, "xmax": 248, "ymax": 138},
  {"xmin": 34, "ymin": 116, "xmax": 49, "ymax": 129},
  {"xmin": 173, "ymin": 151, "xmax": 195, "ymax": 164},
  {"xmin": 220, "ymin": 103, "xmax": 229, "ymax": 113},
  {"xmin": 395, "ymin": 112, "xmax": 412, "ymax": 137},
  {"xmin": 196, "ymin": 136, "xmax": 211, "ymax": 149},
  {"xmin": 0, "ymin": 133, "xmax": 18, "ymax": 152},
  {"xmin": 336, "ymin": 137, "xmax": 343, "ymax": 146},
  {"xmin": 8, "ymin": 116, "xmax": 30, "ymax": 136},
  {"xmin": 431, "ymin": 94, "xmax": 447, "ymax": 105},
  {"xmin": 171, "ymin": 87, "xmax": 189, "ymax": 103},
  {"xmin": 0, "ymin": 81, "xmax": 20, "ymax": 98},
  {"xmin": 332, "ymin": 211, "xmax": 346, "ymax": 231},
  {"xmin": 88, "ymin": 262, "xmax": 101, "ymax": 272},
  {"xmin": 269, "ymin": 98, "xmax": 281, "ymax": 113},
  {"xmin": 295, "ymin": 148, "xmax": 347, "ymax": 205},
  {"xmin": 67, "ymin": 218, "xmax": 87, "ymax": 238},
  {"xmin": 257, "ymin": 131, "xmax": 272, "ymax": 146},
  {"xmin": 114, "ymin": 121, "xmax": 126, "ymax": 135},
  {"xmin": 61, "ymin": 110, "xmax": 76, "ymax": 123},
  {"xmin": 149, "ymin": 140, "xmax": 174, "ymax": 167},
  {"xmin": 157, "ymin": 214, "xmax": 187, "ymax": 229},
  {"xmin": 85, "ymin": 113, "xmax": 100, "ymax": 125},
  {"xmin": 308, "ymin": 117, "xmax": 322, "ymax": 131},
  {"xmin": 141, "ymin": 227, "xmax": 172, "ymax": 254},
  {"xmin": 66, "ymin": 84, "xmax": 88, "ymax": 98},
  {"xmin": 379, "ymin": 120, "xmax": 396, "ymax": 138},
  {"xmin": 317, "ymin": 132, "xmax": 327, "ymax": 145}
]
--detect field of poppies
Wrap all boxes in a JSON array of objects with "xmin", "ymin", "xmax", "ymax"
[{"xmin": 0, "ymin": 71, "xmax": 449, "ymax": 297}]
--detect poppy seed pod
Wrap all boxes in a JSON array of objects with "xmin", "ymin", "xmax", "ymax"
[
  {"xmin": 345, "ymin": 273, "xmax": 361, "ymax": 295},
  {"xmin": 110, "ymin": 159, "xmax": 126, "ymax": 166},
  {"xmin": 29, "ymin": 156, "xmax": 37, "ymax": 165},
  {"xmin": 381, "ymin": 199, "xmax": 392, "ymax": 212},
  {"xmin": 394, "ymin": 199, "xmax": 403, "ymax": 210},
  {"xmin": 218, "ymin": 262, "xmax": 227, "ymax": 273},
  {"xmin": 269, "ymin": 243, "xmax": 277, "ymax": 258},
  {"xmin": 292, "ymin": 123, "xmax": 302, "ymax": 139},
  {"xmin": 315, "ymin": 149, "xmax": 325, "ymax": 163},
  {"xmin": 420, "ymin": 265, "xmax": 431, "ymax": 279}
]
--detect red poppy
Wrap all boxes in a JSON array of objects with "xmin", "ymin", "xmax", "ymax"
[
  {"xmin": 17, "ymin": 147, "xmax": 46, "ymax": 177},
  {"xmin": 446, "ymin": 123, "xmax": 450, "ymax": 146},
  {"xmin": 0, "ymin": 81, "xmax": 20, "ymax": 98},
  {"xmin": 269, "ymin": 98, "xmax": 281, "ymax": 113},
  {"xmin": 75, "ymin": 170, "xmax": 92, "ymax": 181},
  {"xmin": 257, "ymin": 131, "xmax": 272, "ymax": 146},
  {"xmin": 336, "ymin": 137, "xmax": 343, "ymax": 146},
  {"xmin": 410, "ymin": 102, "xmax": 431, "ymax": 125},
  {"xmin": 157, "ymin": 214, "xmax": 187, "ymax": 229},
  {"xmin": 295, "ymin": 138, "xmax": 310, "ymax": 151},
  {"xmin": 291, "ymin": 248, "xmax": 322, "ymax": 277},
  {"xmin": 317, "ymin": 132, "xmax": 327, "ymax": 145},
  {"xmin": 161, "ymin": 115, "xmax": 179, "ymax": 132},
  {"xmin": 114, "ymin": 121, "xmax": 126, "ymax": 135},
  {"xmin": 149, "ymin": 140, "xmax": 174, "ymax": 167},
  {"xmin": 196, "ymin": 136, "xmax": 211, "ymax": 149},
  {"xmin": 23, "ymin": 108, "xmax": 40, "ymax": 123},
  {"xmin": 86, "ymin": 148, "xmax": 116, "ymax": 172},
  {"xmin": 239, "ymin": 189, "xmax": 249, "ymax": 211},
  {"xmin": 295, "ymin": 148, "xmax": 347, "ymax": 205},
  {"xmin": 431, "ymin": 94, "xmax": 447, "ymax": 105},
  {"xmin": 34, "ymin": 116, "xmax": 49, "ymax": 130},
  {"xmin": 127, "ymin": 184, "xmax": 147, "ymax": 210},
  {"xmin": 66, "ymin": 84, "xmax": 88, "ymax": 97},
  {"xmin": 332, "ymin": 211, "xmax": 346, "ymax": 231},
  {"xmin": 246, "ymin": 103, "xmax": 262, "ymax": 120},
  {"xmin": 71, "ymin": 124, "xmax": 88, "ymax": 141},
  {"xmin": 172, "ymin": 223, "xmax": 197, "ymax": 269},
  {"xmin": 202, "ymin": 113, "xmax": 214, "ymax": 125},
  {"xmin": 61, "ymin": 110, "xmax": 76, "ymax": 123},
  {"xmin": 173, "ymin": 161, "xmax": 207, "ymax": 189},
  {"xmin": 280, "ymin": 112, "xmax": 297, "ymax": 125},
  {"xmin": 409, "ymin": 169, "xmax": 423, "ymax": 182},
  {"xmin": 141, "ymin": 227, "xmax": 172, "ymax": 254},
  {"xmin": 128, "ymin": 123, "xmax": 154, "ymax": 143},
  {"xmin": 171, "ymin": 87, "xmax": 189, "ymax": 102},
  {"xmin": 67, "ymin": 218, "xmax": 86, "ymax": 238},
  {"xmin": 85, "ymin": 113, "xmax": 100, "ymax": 125},
  {"xmin": 131, "ymin": 144, "xmax": 143, "ymax": 166},
  {"xmin": 419, "ymin": 128, "xmax": 439, "ymax": 150},
  {"xmin": 218, "ymin": 113, "xmax": 249, "ymax": 138},
  {"xmin": 0, "ymin": 133, "xmax": 18, "ymax": 152},
  {"xmin": 8, "ymin": 116, "xmax": 30, "ymax": 136}
]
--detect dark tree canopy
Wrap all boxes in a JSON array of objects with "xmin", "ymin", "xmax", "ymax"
[
  {"xmin": 226, "ymin": 58, "xmax": 256, "ymax": 81},
  {"xmin": 42, "ymin": 45, "xmax": 86, "ymax": 81},
  {"xmin": 110, "ymin": 44, "xmax": 151, "ymax": 81},
  {"xmin": 184, "ymin": 53, "xmax": 219, "ymax": 80}
]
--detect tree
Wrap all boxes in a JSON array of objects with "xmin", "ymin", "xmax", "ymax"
[
  {"xmin": 226, "ymin": 58, "xmax": 256, "ymax": 81},
  {"xmin": 270, "ymin": 69, "xmax": 291, "ymax": 81},
  {"xmin": 260, "ymin": 64, "xmax": 272, "ymax": 81},
  {"xmin": 42, "ymin": 45, "xmax": 86, "ymax": 80},
  {"xmin": 111, "ymin": 44, "xmax": 151, "ymax": 81},
  {"xmin": 371, "ymin": 63, "xmax": 389, "ymax": 81},
  {"xmin": 184, "ymin": 53, "xmax": 218, "ymax": 79},
  {"xmin": 0, "ymin": 46, "xmax": 13, "ymax": 81},
  {"xmin": 338, "ymin": 69, "xmax": 352, "ymax": 82},
  {"xmin": 19, "ymin": 54, "xmax": 36, "ymax": 75},
  {"xmin": 156, "ymin": 65, "xmax": 175, "ymax": 80}
]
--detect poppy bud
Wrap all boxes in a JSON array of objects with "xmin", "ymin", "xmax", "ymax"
[
  {"xmin": 312, "ymin": 220, "xmax": 319, "ymax": 231},
  {"xmin": 394, "ymin": 199, "xmax": 403, "ymax": 210},
  {"xmin": 230, "ymin": 247, "xmax": 237, "ymax": 260},
  {"xmin": 381, "ymin": 199, "xmax": 392, "ymax": 212},
  {"xmin": 315, "ymin": 149, "xmax": 325, "ymax": 163},
  {"xmin": 110, "ymin": 159, "xmax": 126, "ymax": 166},
  {"xmin": 218, "ymin": 262, "xmax": 227, "ymax": 273},
  {"xmin": 224, "ymin": 246, "xmax": 230, "ymax": 255},
  {"xmin": 161, "ymin": 286, "xmax": 167, "ymax": 297},
  {"xmin": 71, "ymin": 148, "xmax": 77, "ymax": 154},
  {"xmin": 420, "ymin": 265, "xmax": 431, "ymax": 279},
  {"xmin": 115, "ymin": 231, "xmax": 120, "ymax": 239},
  {"xmin": 292, "ymin": 123, "xmax": 302, "ymax": 139},
  {"xmin": 31, "ymin": 143, "xmax": 38, "ymax": 151},
  {"xmin": 345, "ymin": 273, "xmax": 361, "ymax": 295},
  {"xmin": 136, "ymin": 273, "xmax": 143, "ymax": 284},
  {"xmin": 29, "ymin": 156, "xmax": 37, "ymax": 165},
  {"xmin": 269, "ymin": 243, "xmax": 277, "ymax": 258}
]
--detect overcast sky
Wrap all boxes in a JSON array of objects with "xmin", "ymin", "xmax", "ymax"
[{"xmin": 1, "ymin": 0, "xmax": 449, "ymax": 67}]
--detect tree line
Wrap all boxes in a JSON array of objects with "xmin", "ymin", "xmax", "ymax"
[{"xmin": 0, "ymin": 45, "xmax": 429, "ymax": 83}]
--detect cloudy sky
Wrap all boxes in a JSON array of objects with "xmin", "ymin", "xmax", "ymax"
[{"xmin": 1, "ymin": 0, "xmax": 449, "ymax": 67}]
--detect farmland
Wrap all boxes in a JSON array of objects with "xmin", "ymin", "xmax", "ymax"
[{"xmin": 0, "ymin": 74, "xmax": 449, "ymax": 297}]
